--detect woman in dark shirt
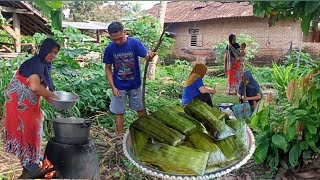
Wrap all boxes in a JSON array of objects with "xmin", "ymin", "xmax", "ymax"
[{"xmin": 238, "ymin": 70, "xmax": 262, "ymax": 109}]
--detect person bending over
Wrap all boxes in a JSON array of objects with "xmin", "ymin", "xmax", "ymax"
[{"xmin": 182, "ymin": 63, "xmax": 216, "ymax": 107}]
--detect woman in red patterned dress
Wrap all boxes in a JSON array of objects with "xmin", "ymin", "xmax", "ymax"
[
  {"xmin": 4, "ymin": 38, "xmax": 60, "ymax": 177},
  {"xmin": 224, "ymin": 34, "xmax": 243, "ymax": 95}
]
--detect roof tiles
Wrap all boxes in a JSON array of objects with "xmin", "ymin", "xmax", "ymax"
[{"xmin": 145, "ymin": 1, "xmax": 253, "ymax": 23}]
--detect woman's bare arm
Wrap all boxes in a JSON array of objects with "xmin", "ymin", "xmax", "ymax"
[
  {"xmin": 29, "ymin": 74, "xmax": 57, "ymax": 98},
  {"xmin": 245, "ymin": 94, "xmax": 262, "ymax": 101},
  {"xmin": 199, "ymin": 86, "xmax": 216, "ymax": 94}
]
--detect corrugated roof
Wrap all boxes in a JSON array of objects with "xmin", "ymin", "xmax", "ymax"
[
  {"xmin": 0, "ymin": 1, "xmax": 51, "ymax": 35},
  {"xmin": 145, "ymin": 1, "xmax": 253, "ymax": 23},
  {"xmin": 62, "ymin": 21, "xmax": 110, "ymax": 30}
]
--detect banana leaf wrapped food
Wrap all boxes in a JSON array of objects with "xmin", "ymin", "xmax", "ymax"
[
  {"xmin": 185, "ymin": 99, "xmax": 235, "ymax": 140},
  {"xmin": 153, "ymin": 107, "xmax": 197, "ymax": 135},
  {"xmin": 188, "ymin": 131, "xmax": 227, "ymax": 167},
  {"xmin": 129, "ymin": 127, "xmax": 150, "ymax": 156},
  {"xmin": 178, "ymin": 139, "xmax": 195, "ymax": 148},
  {"xmin": 131, "ymin": 115, "xmax": 185, "ymax": 146},
  {"xmin": 203, "ymin": 103, "xmax": 226, "ymax": 121},
  {"xmin": 215, "ymin": 136, "xmax": 246, "ymax": 160},
  {"xmin": 226, "ymin": 119, "xmax": 248, "ymax": 152},
  {"xmin": 137, "ymin": 141, "xmax": 209, "ymax": 176},
  {"xmin": 176, "ymin": 112, "xmax": 207, "ymax": 133},
  {"xmin": 171, "ymin": 105, "xmax": 185, "ymax": 113},
  {"xmin": 129, "ymin": 103, "xmax": 251, "ymax": 176}
]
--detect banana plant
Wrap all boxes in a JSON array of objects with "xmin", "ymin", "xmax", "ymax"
[{"xmin": 34, "ymin": 1, "xmax": 63, "ymax": 31}]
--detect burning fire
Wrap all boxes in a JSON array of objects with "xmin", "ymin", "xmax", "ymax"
[{"xmin": 40, "ymin": 157, "xmax": 56, "ymax": 179}]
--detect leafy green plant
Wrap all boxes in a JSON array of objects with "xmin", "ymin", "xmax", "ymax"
[
  {"xmin": 32, "ymin": 33, "xmax": 47, "ymax": 46},
  {"xmin": 0, "ymin": 30, "xmax": 13, "ymax": 44},
  {"xmin": 283, "ymin": 50, "xmax": 319, "ymax": 74},
  {"xmin": 252, "ymin": 65, "xmax": 320, "ymax": 176},
  {"xmin": 271, "ymin": 63, "xmax": 301, "ymax": 99},
  {"xmin": 213, "ymin": 33, "xmax": 260, "ymax": 66},
  {"xmin": 248, "ymin": 66, "xmax": 273, "ymax": 83}
]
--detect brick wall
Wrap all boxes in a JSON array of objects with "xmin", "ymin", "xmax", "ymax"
[{"xmin": 165, "ymin": 17, "xmax": 309, "ymax": 65}]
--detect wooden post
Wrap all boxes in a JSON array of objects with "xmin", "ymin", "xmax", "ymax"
[
  {"xmin": 96, "ymin": 30, "xmax": 101, "ymax": 43},
  {"xmin": 12, "ymin": 12, "xmax": 21, "ymax": 53}
]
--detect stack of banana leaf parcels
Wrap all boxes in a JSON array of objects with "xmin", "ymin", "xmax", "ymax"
[{"xmin": 130, "ymin": 99, "xmax": 249, "ymax": 176}]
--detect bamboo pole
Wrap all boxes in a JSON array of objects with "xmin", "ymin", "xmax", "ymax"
[
  {"xmin": 241, "ymin": 53, "xmax": 247, "ymax": 118},
  {"xmin": 243, "ymin": 70, "xmax": 247, "ymax": 118}
]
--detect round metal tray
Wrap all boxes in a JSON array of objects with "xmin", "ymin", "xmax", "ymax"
[{"xmin": 123, "ymin": 126, "xmax": 256, "ymax": 179}]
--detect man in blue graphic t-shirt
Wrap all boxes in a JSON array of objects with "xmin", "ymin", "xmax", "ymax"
[{"xmin": 103, "ymin": 21, "xmax": 155, "ymax": 135}]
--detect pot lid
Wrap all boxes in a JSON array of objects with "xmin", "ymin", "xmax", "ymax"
[{"xmin": 52, "ymin": 117, "xmax": 91, "ymax": 124}]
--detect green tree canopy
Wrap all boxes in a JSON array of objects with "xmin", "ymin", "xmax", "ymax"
[
  {"xmin": 125, "ymin": 15, "xmax": 175, "ymax": 59},
  {"xmin": 251, "ymin": 1, "xmax": 320, "ymax": 34},
  {"xmin": 63, "ymin": 1, "xmax": 142, "ymax": 22}
]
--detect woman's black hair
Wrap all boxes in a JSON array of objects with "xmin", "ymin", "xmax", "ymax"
[{"xmin": 228, "ymin": 34, "xmax": 235, "ymax": 44}]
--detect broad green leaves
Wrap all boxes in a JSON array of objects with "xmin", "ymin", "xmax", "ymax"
[
  {"xmin": 304, "ymin": 1, "xmax": 320, "ymax": 16},
  {"xmin": 286, "ymin": 124, "xmax": 296, "ymax": 140},
  {"xmin": 272, "ymin": 135, "xmax": 287, "ymax": 151},
  {"xmin": 289, "ymin": 144, "xmax": 301, "ymax": 167},
  {"xmin": 50, "ymin": 9, "xmax": 62, "ymax": 31},
  {"xmin": 301, "ymin": 13, "xmax": 313, "ymax": 35},
  {"xmin": 251, "ymin": 107, "xmax": 269, "ymax": 130},
  {"xmin": 45, "ymin": 1, "xmax": 63, "ymax": 9},
  {"xmin": 251, "ymin": 52, "xmax": 320, "ymax": 172},
  {"xmin": 307, "ymin": 124, "xmax": 317, "ymax": 134},
  {"xmin": 34, "ymin": 1, "xmax": 62, "ymax": 30},
  {"xmin": 34, "ymin": 1, "xmax": 62, "ymax": 12},
  {"xmin": 254, "ymin": 133, "xmax": 270, "ymax": 163},
  {"xmin": 251, "ymin": 1, "xmax": 320, "ymax": 34}
]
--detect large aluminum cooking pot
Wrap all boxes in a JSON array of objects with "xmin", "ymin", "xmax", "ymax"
[
  {"xmin": 49, "ymin": 91, "xmax": 79, "ymax": 110},
  {"xmin": 51, "ymin": 117, "xmax": 92, "ymax": 145}
]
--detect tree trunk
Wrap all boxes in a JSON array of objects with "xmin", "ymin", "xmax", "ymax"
[{"xmin": 147, "ymin": 1, "xmax": 167, "ymax": 80}]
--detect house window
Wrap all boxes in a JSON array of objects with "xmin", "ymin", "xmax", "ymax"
[{"xmin": 189, "ymin": 29, "xmax": 202, "ymax": 47}]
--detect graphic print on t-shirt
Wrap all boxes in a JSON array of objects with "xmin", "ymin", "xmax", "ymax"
[{"xmin": 113, "ymin": 52, "xmax": 135, "ymax": 80}]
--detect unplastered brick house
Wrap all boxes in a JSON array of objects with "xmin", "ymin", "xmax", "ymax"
[{"xmin": 146, "ymin": 1, "xmax": 320, "ymax": 65}]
